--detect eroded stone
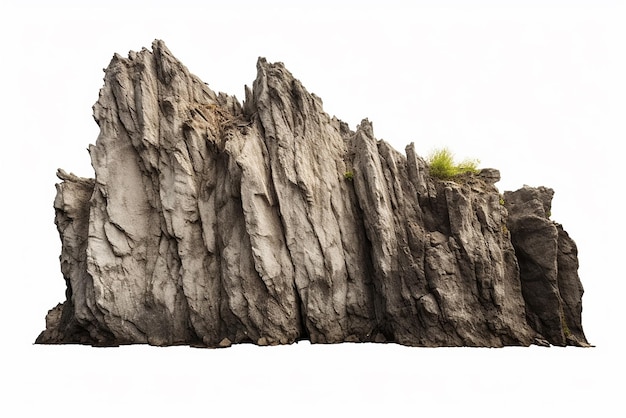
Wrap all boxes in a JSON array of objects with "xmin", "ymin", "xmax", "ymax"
[{"xmin": 37, "ymin": 41, "xmax": 589, "ymax": 348}]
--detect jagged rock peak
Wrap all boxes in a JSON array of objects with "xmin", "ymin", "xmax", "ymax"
[{"xmin": 37, "ymin": 41, "xmax": 589, "ymax": 348}]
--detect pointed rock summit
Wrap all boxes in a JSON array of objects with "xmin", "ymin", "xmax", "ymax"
[{"xmin": 37, "ymin": 40, "xmax": 589, "ymax": 347}]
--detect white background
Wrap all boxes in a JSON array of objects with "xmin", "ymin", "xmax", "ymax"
[{"xmin": 1, "ymin": 1, "xmax": 623, "ymax": 416}]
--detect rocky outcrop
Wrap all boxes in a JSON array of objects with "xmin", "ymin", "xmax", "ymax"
[
  {"xmin": 504, "ymin": 187, "xmax": 588, "ymax": 346},
  {"xmin": 37, "ymin": 40, "xmax": 589, "ymax": 347}
]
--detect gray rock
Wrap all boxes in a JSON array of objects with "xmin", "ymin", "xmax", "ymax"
[
  {"xmin": 478, "ymin": 168, "xmax": 501, "ymax": 184},
  {"xmin": 504, "ymin": 186, "xmax": 589, "ymax": 346},
  {"xmin": 37, "ymin": 40, "xmax": 588, "ymax": 347}
]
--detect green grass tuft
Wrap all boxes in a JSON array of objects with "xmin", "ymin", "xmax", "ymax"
[
  {"xmin": 427, "ymin": 148, "xmax": 480, "ymax": 180},
  {"xmin": 457, "ymin": 158, "xmax": 480, "ymax": 174},
  {"xmin": 428, "ymin": 148, "xmax": 457, "ymax": 179}
]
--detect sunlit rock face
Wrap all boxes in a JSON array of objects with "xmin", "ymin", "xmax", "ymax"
[{"xmin": 37, "ymin": 40, "xmax": 588, "ymax": 348}]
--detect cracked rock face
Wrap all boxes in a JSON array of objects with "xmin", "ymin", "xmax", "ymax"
[{"xmin": 37, "ymin": 40, "xmax": 589, "ymax": 347}]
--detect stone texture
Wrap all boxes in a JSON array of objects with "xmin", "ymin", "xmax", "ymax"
[
  {"xmin": 504, "ymin": 186, "xmax": 588, "ymax": 346},
  {"xmin": 37, "ymin": 40, "xmax": 589, "ymax": 347}
]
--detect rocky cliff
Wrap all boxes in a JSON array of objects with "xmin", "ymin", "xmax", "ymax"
[{"xmin": 37, "ymin": 40, "xmax": 589, "ymax": 347}]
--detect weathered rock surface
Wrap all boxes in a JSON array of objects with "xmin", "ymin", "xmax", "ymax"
[
  {"xmin": 37, "ymin": 40, "xmax": 589, "ymax": 347},
  {"xmin": 504, "ymin": 187, "xmax": 588, "ymax": 346}
]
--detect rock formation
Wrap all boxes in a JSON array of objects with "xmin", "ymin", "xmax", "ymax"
[{"xmin": 37, "ymin": 40, "xmax": 589, "ymax": 347}]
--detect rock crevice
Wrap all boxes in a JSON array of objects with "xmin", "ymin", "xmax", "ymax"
[{"xmin": 37, "ymin": 40, "xmax": 589, "ymax": 347}]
